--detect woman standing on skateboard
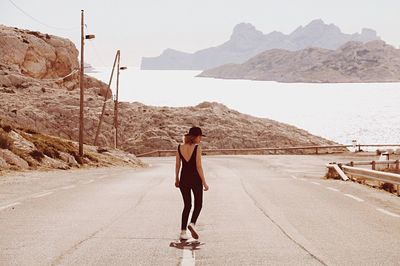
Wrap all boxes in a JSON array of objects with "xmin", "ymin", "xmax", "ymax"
[{"xmin": 175, "ymin": 126, "xmax": 209, "ymax": 240}]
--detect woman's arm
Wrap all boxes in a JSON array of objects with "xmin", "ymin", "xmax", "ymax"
[
  {"xmin": 196, "ymin": 145, "xmax": 209, "ymax": 191},
  {"xmin": 175, "ymin": 151, "xmax": 181, "ymax": 187}
]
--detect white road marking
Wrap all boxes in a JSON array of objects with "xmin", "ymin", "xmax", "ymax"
[
  {"xmin": 299, "ymin": 178, "xmax": 307, "ymax": 181},
  {"xmin": 310, "ymin": 182, "xmax": 321, "ymax": 186},
  {"xmin": 376, "ymin": 208, "xmax": 400, "ymax": 218},
  {"xmin": 344, "ymin": 194, "xmax": 364, "ymax": 202},
  {"xmin": 32, "ymin": 192, "xmax": 54, "ymax": 198},
  {"xmin": 181, "ymin": 248, "xmax": 195, "ymax": 266},
  {"xmin": 0, "ymin": 202, "xmax": 21, "ymax": 211},
  {"xmin": 326, "ymin": 187, "xmax": 340, "ymax": 192},
  {"xmin": 82, "ymin": 179, "xmax": 94, "ymax": 184},
  {"xmin": 97, "ymin": 175, "xmax": 107, "ymax": 179},
  {"xmin": 291, "ymin": 175, "xmax": 298, "ymax": 179},
  {"xmin": 61, "ymin": 185, "xmax": 75, "ymax": 190}
]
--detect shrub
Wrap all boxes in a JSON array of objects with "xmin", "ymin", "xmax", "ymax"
[
  {"xmin": 380, "ymin": 182, "xmax": 395, "ymax": 193},
  {"xmin": 1, "ymin": 125, "xmax": 12, "ymax": 133},
  {"xmin": 25, "ymin": 128, "xmax": 38, "ymax": 134},
  {"xmin": 0, "ymin": 131, "xmax": 14, "ymax": 149},
  {"xmin": 44, "ymin": 147, "xmax": 61, "ymax": 159},
  {"xmin": 97, "ymin": 147, "xmax": 108, "ymax": 153},
  {"xmin": 29, "ymin": 150, "xmax": 45, "ymax": 162}
]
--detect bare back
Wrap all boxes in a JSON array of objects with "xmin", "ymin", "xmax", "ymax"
[{"xmin": 179, "ymin": 143, "xmax": 197, "ymax": 162}]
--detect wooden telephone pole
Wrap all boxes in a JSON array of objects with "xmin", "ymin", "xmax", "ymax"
[
  {"xmin": 114, "ymin": 52, "xmax": 120, "ymax": 148},
  {"xmin": 78, "ymin": 10, "xmax": 95, "ymax": 157},
  {"xmin": 93, "ymin": 50, "xmax": 126, "ymax": 148},
  {"xmin": 79, "ymin": 10, "xmax": 84, "ymax": 157},
  {"xmin": 114, "ymin": 53, "xmax": 127, "ymax": 148},
  {"xmin": 93, "ymin": 50, "xmax": 120, "ymax": 146}
]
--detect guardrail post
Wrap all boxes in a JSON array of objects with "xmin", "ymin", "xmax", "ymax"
[
  {"xmin": 158, "ymin": 151, "xmax": 161, "ymax": 157},
  {"xmin": 358, "ymin": 144, "xmax": 361, "ymax": 152},
  {"xmin": 350, "ymin": 161, "xmax": 354, "ymax": 167},
  {"xmin": 315, "ymin": 147, "xmax": 318, "ymax": 154},
  {"xmin": 371, "ymin": 161, "xmax": 376, "ymax": 170},
  {"xmin": 396, "ymin": 160, "xmax": 399, "ymax": 172}
]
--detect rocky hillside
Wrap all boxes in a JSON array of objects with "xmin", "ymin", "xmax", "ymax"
[
  {"xmin": 0, "ymin": 78, "xmax": 341, "ymax": 155},
  {"xmin": 117, "ymin": 102, "xmax": 342, "ymax": 155},
  {"xmin": 141, "ymin": 19, "xmax": 380, "ymax": 70},
  {"xmin": 0, "ymin": 25, "xmax": 343, "ymax": 164},
  {"xmin": 198, "ymin": 40, "xmax": 400, "ymax": 83}
]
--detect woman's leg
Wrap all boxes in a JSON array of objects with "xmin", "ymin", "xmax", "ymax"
[
  {"xmin": 190, "ymin": 185, "xmax": 203, "ymax": 224},
  {"xmin": 180, "ymin": 186, "xmax": 192, "ymax": 230}
]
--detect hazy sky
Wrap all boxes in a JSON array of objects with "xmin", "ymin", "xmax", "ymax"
[{"xmin": 1, "ymin": 0, "xmax": 400, "ymax": 67}]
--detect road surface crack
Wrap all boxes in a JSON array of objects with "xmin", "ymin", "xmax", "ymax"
[
  {"xmin": 51, "ymin": 176, "xmax": 165, "ymax": 266},
  {"xmin": 240, "ymin": 177, "xmax": 328, "ymax": 266}
]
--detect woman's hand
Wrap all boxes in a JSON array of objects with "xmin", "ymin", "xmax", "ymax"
[
  {"xmin": 203, "ymin": 183, "xmax": 209, "ymax": 191},
  {"xmin": 175, "ymin": 179, "xmax": 180, "ymax": 188}
]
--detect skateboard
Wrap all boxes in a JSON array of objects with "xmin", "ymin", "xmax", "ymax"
[{"xmin": 169, "ymin": 239, "xmax": 205, "ymax": 250}]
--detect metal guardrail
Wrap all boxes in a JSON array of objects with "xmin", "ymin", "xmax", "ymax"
[
  {"xmin": 136, "ymin": 144, "xmax": 349, "ymax": 157},
  {"xmin": 327, "ymin": 160, "xmax": 400, "ymax": 196},
  {"xmin": 136, "ymin": 144, "xmax": 400, "ymax": 158},
  {"xmin": 342, "ymin": 165, "xmax": 400, "ymax": 186}
]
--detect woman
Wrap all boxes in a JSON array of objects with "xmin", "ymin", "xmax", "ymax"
[{"xmin": 175, "ymin": 126, "xmax": 209, "ymax": 240}]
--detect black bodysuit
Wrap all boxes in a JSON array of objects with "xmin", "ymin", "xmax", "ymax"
[
  {"xmin": 178, "ymin": 144, "xmax": 203, "ymax": 230},
  {"xmin": 178, "ymin": 144, "xmax": 202, "ymax": 188}
]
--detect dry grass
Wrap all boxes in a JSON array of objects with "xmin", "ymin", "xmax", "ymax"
[
  {"xmin": 18, "ymin": 129, "xmax": 103, "ymax": 165},
  {"xmin": 0, "ymin": 117, "xmax": 137, "ymax": 170}
]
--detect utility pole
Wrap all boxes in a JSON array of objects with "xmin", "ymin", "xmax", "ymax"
[
  {"xmin": 93, "ymin": 50, "xmax": 127, "ymax": 148},
  {"xmin": 79, "ymin": 10, "xmax": 84, "ymax": 157},
  {"xmin": 114, "ymin": 52, "xmax": 120, "ymax": 148},
  {"xmin": 114, "ymin": 55, "xmax": 128, "ymax": 148},
  {"xmin": 93, "ymin": 50, "xmax": 119, "ymax": 146}
]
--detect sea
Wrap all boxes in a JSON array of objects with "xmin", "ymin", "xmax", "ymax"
[{"xmin": 89, "ymin": 68, "xmax": 400, "ymax": 147}]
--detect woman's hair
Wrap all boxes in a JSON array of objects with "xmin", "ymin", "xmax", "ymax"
[{"xmin": 184, "ymin": 134, "xmax": 197, "ymax": 144}]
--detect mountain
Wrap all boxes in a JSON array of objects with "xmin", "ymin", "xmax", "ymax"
[
  {"xmin": 198, "ymin": 40, "xmax": 400, "ymax": 83},
  {"xmin": 141, "ymin": 19, "xmax": 380, "ymax": 70}
]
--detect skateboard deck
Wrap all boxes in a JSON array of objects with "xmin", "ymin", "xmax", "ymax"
[{"xmin": 169, "ymin": 239, "xmax": 205, "ymax": 250}]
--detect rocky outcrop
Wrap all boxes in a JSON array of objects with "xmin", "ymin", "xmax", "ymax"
[
  {"xmin": 0, "ymin": 24, "xmax": 110, "ymax": 97},
  {"xmin": 198, "ymin": 40, "xmax": 400, "ymax": 83},
  {"xmin": 0, "ymin": 25, "xmax": 78, "ymax": 79},
  {"xmin": 141, "ymin": 19, "xmax": 380, "ymax": 70}
]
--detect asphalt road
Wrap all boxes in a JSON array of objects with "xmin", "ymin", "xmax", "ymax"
[{"xmin": 0, "ymin": 155, "xmax": 399, "ymax": 266}]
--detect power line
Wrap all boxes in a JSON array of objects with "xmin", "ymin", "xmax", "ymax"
[
  {"xmin": 8, "ymin": 0, "xmax": 79, "ymax": 31},
  {"xmin": 84, "ymin": 24, "xmax": 108, "ymax": 67}
]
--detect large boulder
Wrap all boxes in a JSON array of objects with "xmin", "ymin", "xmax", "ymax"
[
  {"xmin": 0, "ymin": 149, "xmax": 29, "ymax": 169},
  {"xmin": 0, "ymin": 26, "xmax": 78, "ymax": 79}
]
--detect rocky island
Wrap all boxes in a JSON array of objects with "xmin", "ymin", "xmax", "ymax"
[
  {"xmin": 141, "ymin": 19, "xmax": 380, "ymax": 70},
  {"xmin": 198, "ymin": 40, "xmax": 400, "ymax": 83}
]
